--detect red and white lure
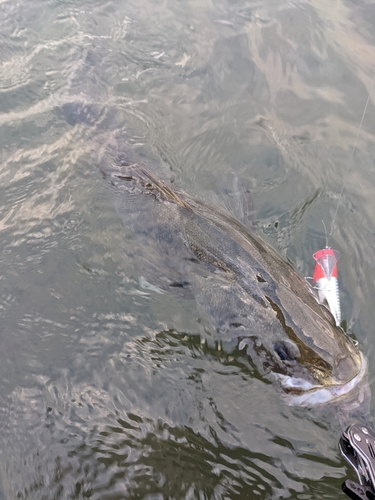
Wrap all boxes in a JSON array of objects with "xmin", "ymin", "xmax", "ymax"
[{"xmin": 312, "ymin": 248, "xmax": 341, "ymax": 326}]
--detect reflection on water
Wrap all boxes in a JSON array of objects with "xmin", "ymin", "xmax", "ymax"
[
  {"xmin": 0, "ymin": 334, "xmax": 347, "ymax": 500},
  {"xmin": 1, "ymin": 0, "xmax": 375, "ymax": 498}
]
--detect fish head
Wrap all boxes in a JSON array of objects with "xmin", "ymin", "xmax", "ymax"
[
  {"xmin": 262, "ymin": 287, "xmax": 367, "ymax": 407},
  {"xmin": 273, "ymin": 336, "xmax": 366, "ymax": 407}
]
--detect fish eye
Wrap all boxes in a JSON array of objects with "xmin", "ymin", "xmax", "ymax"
[{"xmin": 274, "ymin": 341, "xmax": 300, "ymax": 361}]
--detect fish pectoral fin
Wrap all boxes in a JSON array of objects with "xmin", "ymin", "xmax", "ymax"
[{"xmin": 113, "ymin": 164, "xmax": 191, "ymax": 209}]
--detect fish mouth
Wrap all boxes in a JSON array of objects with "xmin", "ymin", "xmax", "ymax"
[{"xmin": 275, "ymin": 352, "xmax": 368, "ymax": 406}]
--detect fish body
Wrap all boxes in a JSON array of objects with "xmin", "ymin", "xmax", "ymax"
[{"xmin": 106, "ymin": 160, "xmax": 366, "ymax": 407}]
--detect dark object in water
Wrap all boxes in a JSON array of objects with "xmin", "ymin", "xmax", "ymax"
[{"xmin": 340, "ymin": 423, "xmax": 375, "ymax": 499}]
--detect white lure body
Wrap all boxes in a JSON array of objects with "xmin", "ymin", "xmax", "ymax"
[{"xmin": 312, "ymin": 248, "xmax": 341, "ymax": 326}]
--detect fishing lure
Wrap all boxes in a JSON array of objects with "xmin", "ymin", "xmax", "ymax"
[{"xmin": 312, "ymin": 248, "xmax": 341, "ymax": 326}]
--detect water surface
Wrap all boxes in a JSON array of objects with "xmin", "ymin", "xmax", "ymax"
[{"xmin": 1, "ymin": 0, "xmax": 375, "ymax": 498}]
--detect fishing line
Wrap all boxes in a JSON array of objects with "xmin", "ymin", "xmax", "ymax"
[
  {"xmin": 329, "ymin": 73, "xmax": 375, "ymax": 240},
  {"xmin": 311, "ymin": 74, "xmax": 375, "ymax": 327},
  {"xmin": 321, "ymin": 219, "xmax": 328, "ymax": 248}
]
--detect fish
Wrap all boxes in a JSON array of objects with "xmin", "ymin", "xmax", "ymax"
[{"xmin": 104, "ymin": 157, "xmax": 367, "ymax": 407}]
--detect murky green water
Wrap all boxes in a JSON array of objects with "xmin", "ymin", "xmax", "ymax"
[{"xmin": 1, "ymin": 0, "xmax": 375, "ymax": 498}]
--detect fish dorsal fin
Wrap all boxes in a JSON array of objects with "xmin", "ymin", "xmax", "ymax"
[{"xmin": 216, "ymin": 172, "xmax": 254, "ymax": 228}]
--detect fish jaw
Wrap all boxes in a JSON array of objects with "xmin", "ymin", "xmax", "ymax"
[{"xmin": 275, "ymin": 352, "xmax": 368, "ymax": 406}]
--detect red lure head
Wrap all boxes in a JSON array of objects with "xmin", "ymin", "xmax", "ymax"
[{"xmin": 312, "ymin": 248, "xmax": 340, "ymax": 282}]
